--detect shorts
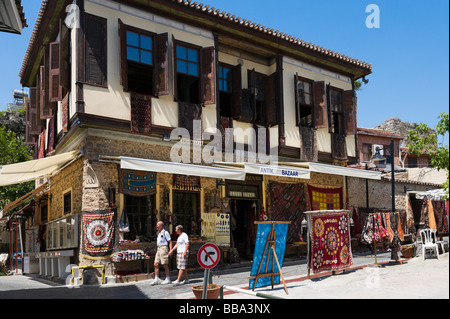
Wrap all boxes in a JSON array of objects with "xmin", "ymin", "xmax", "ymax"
[
  {"xmin": 154, "ymin": 246, "xmax": 169, "ymax": 265},
  {"xmin": 176, "ymin": 252, "xmax": 189, "ymax": 270}
]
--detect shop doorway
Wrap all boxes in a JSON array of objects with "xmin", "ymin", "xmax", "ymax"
[
  {"xmin": 173, "ymin": 191, "xmax": 200, "ymax": 236},
  {"xmin": 231, "ymin": 199, "xmax": 259, "ymax": 260}
]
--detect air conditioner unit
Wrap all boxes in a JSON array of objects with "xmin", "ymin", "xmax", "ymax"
[{"xmin": 372, "ymin": 144, "xmax": 384, "ymax": 156}]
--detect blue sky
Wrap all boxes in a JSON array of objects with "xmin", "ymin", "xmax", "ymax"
[{"xmin": 1, "ymin": 0, "xmax": 448, "ymax": 143}]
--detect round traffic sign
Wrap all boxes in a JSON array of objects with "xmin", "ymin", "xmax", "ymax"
[{"xmin": 197, "ymin": 243, "xmax": 220, "ymax": 269}]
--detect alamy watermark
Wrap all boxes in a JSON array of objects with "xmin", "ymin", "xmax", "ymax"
[
  {"xmin": 169, "ymin": 120, "xmax": 278, "ymax": 165},
  {"xmin": 366, "ymin": 4, "xmax": 380, "ymax": 29}
]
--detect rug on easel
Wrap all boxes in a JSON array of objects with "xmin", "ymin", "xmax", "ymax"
[
  {"xmin": 310, "ymin": 210, "xmax": 353, "ymax": 274},
  {"xmin": 82, "ymin": 211, "xmax": 115, "ymax": 260}
]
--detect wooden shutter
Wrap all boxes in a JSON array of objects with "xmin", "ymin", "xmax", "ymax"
[
  {"xmin": 239, "ymin": 89, "xmax": 254, "ymax": 123},
  {"xmin": 172, "ymin": 35, "xmax": 178, "ymax": 101},
  {"xmin": 265, "ymin": 72, "xmax": 277, "ymax": 126},
  {"xmin": 59, "ymin": 18, "xmax": 71, "ymax": 93},
  {"xmin": 40, "ymin": 65, "xmax": 53, "ymax": 119},
  {"xmin": 62, "ymin": 92, "xmax": 70, "ymax": 133},
  {"xmin": 47, "ymin": 112, "xmax": 56, "ymax": 154},
  {"xmin": 230, "ymin": 64, "xmax": 242, "ymax": 119},
  {"xmin": 155, "ymin": 32, "xmax": 169, "ymax": 96},
  {"xmin": 313, "ymin": 81, "xmax": 327, "ymax": 129},
  {"xmin": 25, "ymin": 101, "xmax": 36, "ymax": 145},
  {"xmin": 84, "ymin": 13, "xmax": 107, "ymax": 87},
  {"xmin": 294, "ymin": 74, "xmax": 300, "ymax": 126},
  {"xmin": 201, "ymin": 46, "xmax": 215, "ymax": 105},
  {"xmin": 29, "ymin": 87, "xmax": 41, "ymax": 135},
  {"xmin": 344, "ymin": 90, "xmax": 357, "ymax": 135},
  {"xmin": 49, "ymin": 42, "xmax": 62, "ymax": 102},
  {"xmin": 118, "ymin": 19, "xmax": 128, "ymax": 90}
]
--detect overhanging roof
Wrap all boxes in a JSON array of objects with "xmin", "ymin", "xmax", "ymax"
[
  {"xmin": 0, "ymin": 0, "xmax": 27, "ymax": 34},
  {"xmin": 0, "ymin": 151, "xmax": 80, "ymax": 187}
]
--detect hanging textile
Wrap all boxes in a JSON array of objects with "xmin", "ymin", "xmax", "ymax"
[
  {"xmin": 38, "ymin": 131, "xmax": 45, "ymax": 159},
  {"xmin": 119, "ymin": 169, "xmax": 156, "ymax": 197},
  {"xmin": 361, "ymin": 213, "xmax": 389, "ymax": 245},
  {"xmin": 420, "ymin": 199, "xmax": 437, "ymax": 232},
  {"xmin": 82, "ymin": 211, "xmax": 115, "ymax": 260},
  {"xmin": 173, "ymin": 174, "xmax": 201, "ymax": 191},
  {"xmin": 130, "ymin": 92, "xmax": 152, "ymax": 135},
  {"xmin": 270, "ymin": 181, "xmax": 308, "ymax": 243},
  {"xmin": 432, "ymin": 201, "xmax": 448, "ymax": 233},
  {"xmin": 178, "ymin": 101, "xmax": 202, "ymax": 139},
  {"xmin": 405, "ymin": 198, "xmax": 416, "ymax": 234},
  {"xmin": 351, "ymin": 207, "xmax": 362, "ymax": 237},
  {"xmin": 307, "ymin": 185, "xmax": 343, "ymax": 211},
  {"xmin": 310, "ymin": 211, "xmax": 353, "ymax": 274}
]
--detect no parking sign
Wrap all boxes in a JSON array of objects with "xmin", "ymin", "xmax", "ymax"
[{"xmin": 197, "ymin": 243, "xmax": 220, "ymax": 269}]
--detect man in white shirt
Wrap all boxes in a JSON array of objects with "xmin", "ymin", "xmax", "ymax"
[{"xmin": 150, "ymin": 221, "xmax": 172, "ymax": 285}]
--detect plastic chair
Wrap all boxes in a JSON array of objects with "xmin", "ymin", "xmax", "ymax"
[{"xmin": 419, "ymin": 229, "xmax": 440, "ymax": 260}]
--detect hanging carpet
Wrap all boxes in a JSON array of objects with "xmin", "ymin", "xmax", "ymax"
[
  {"xmin": 270, "ymin": 181, "xmax": 307, "ymax": 243},
  {"xmin": 432, "ymin": 201, "xmax": 448, "ymax": 233},
  {"xmin": 82, "ymin": 211, "xmax": 115, "ymax": 260},
  {"xmin": 131, "ymin": 92, "xmax": 152, "ymax": 135},
  {"xmin": 119, "ymin": 169, "xmax": 156, "ymax": 197},
  {"xmin": 307, "ymin": 185, "xmax": 343, "ymax": 211}
]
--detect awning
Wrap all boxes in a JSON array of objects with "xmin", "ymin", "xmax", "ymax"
[
  {"xmin": 0, "ymin": 151, "xmax": 80, "ymax": 187},
  {"xmin": 120, "ymin": 156, "xmax": 246, "ymax": 181},
  {"xmin": 1, "ymin": 183, "xmax": 48, "ymax": 215},
  {"xmin": 280, "ymin": 162, "xmax": 382, "ymax": 180},
  {"xmin": 415, "ymin": 189, "xmax": 447, "ymax": 201}
]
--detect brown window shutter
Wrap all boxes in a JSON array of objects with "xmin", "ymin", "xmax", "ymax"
[
  {"xmin": 47, "ymin": 112, "xmax": 56, "ymax": 154},
  {"xmin": 25, "ymin": 101, "xmax": 36, "ymax": 145},
  {"xmin": 230, "ymin": 64, "xmax": 242, "ymax": 119},
  {"xmin": 239, "ymin": 89, "xmax": 254, "ymax": 123},
  {"xmin": 201, "ymin": 46, "xmax": 215, "ymax": 105},
  {"xmin": 313, "ymin": 81, "xmax": 327, "ymax": 129},
  {"xmin": 29, "ymin": 87, "xmax": 41, "ymax": 135},
  {"xmin": 59, "ymin": 18, "xmax": 71, "ymax": 93},
  {"xmin": 85, "ymin": 13, "xmax": 107, "ymax": 87},
  {"xmin": 40, "ymin": 65, "xmax": 53, "ymax": 119},
  {"xmin": 118, "ymin": 19, "xmax": 128, "ymax": 90},
  {"xmin": 294, "ymin": 74, "xmax": 300, "ymax": 126},
  {"xmin": 172, "ymin": 35, "xmax": 178, "ymax": 101},
  {"xmin": 49, "ymin": 42, "xmax": 62, "ymax": 102},
  {"xmin": 130, "ymin": 92, "xmax": 152, "ymax": 135},
  {"xmin": 344, "ymin": 90, "xmax": 357, "ymax": 135},
  {"xmin": 155, "ymin": 32, "xmax": 169, "ymax": 96},
  {"xmin": 264, "ymin": 72, "xmax": 277, "ymax": 127}
]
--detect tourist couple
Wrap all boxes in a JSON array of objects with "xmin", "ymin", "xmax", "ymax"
[{"xmin": 150, "ymin": 221, "xmax": 189, "ymax": 286}]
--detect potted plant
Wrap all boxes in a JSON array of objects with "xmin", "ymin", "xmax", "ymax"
[{"xmin": 192, "ymin": 284, "xmax": 221, "ymax": 299}]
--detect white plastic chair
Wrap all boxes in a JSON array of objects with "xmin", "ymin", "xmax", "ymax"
[{"xmin": 419, "ymin": 229, "xmax": 440, "ymax": 260}]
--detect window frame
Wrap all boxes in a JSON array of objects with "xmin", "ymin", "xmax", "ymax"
[
  {"xmin": 173, "ymin": 40, "xmax": 202, "ymax": 104},
  {"xmin": 126, "ymin": 30, "xmax": 154, "ymax": 66},
  {"xmin": 62, "ymin": 188, "xmax": 72, "ymax": 216},
  {"xmin": 295, "ymin": 75, "xmax": 315, "ymax": 127},
  {"xmin": 328, "ymin": 86, "xmax": 345, "ymax": 135}
]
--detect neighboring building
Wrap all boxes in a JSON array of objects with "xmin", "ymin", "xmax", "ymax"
[
  {"xmin": 356, "ymin": 127, "xmax": 403, "ymax": 167},
  {"xmin": 0, "ymin": 0, "xmax": 27, "ymax": 34},
  {"xmin": 3, "ymin": 0, "xmax": 382, "ymax": 281}
]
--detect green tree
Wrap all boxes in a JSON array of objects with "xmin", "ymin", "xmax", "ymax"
[
  {"xmin": 407, "ymin": 112, "xmax": 449, "ymax": 198},
  {"xmin": 0, "ymin": 125, "xmax": 34, "ymax": 210}
]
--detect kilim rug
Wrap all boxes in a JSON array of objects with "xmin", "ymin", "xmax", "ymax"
[
  {"xmin": 82, "ymin": 211, "xmax": 115, "ymax": 260},
  {"xmin": 119, "ymin": 169, "xmax": 156, "ymax": 197},
  {"xmin": 432, "ymin": 201, "xmax": 448, "ymax": 233},
  {"xmin": 270, "ymin": 181, "xmax": 307, "ymax": 243},
  {"xmin": 130, "ymin": 92, "xmax": 152, "ymax": 135},
  {"xmin": 309, "ymin": 210, "xmax": 353, "ymax": 274},
  {"xmin": 307, "ymin": 185, "xmax": 343, "ymax": 211}
]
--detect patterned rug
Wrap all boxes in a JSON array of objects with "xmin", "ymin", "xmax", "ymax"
[
  {"xmin": 131, "ymin": 92, "xmax": 152, "ymax": 135},
  {"xmin": 307, "ymin": 185, "xmax": 343, "ymax": 211},
  {"xmin": 309, "ymin": 210, "xmax": 353, "ymax": 274},
  {"xmin": 82, "ymin": 211, "xmax": 115, "ymax": 260},
  {"xmin": 270, "ymin": 181, "xmax": 307, "ymax": 243},
  {"xmin": 432, "ymin": 201, "xmax": 448, "ymax": 233},
  {"xmin": 119, "ymin": 169, "xmax": 156, "ymax": 197}
]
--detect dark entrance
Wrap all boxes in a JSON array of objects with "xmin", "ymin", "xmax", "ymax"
[{"xmin": 231, "ymin": 199, "xmax": 260, "ymax": 260}]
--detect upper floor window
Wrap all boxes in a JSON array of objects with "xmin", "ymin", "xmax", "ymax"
[
  {"xmin": 175, "ymin": 44, "xmax": 200, "ymax": 104},
  {"xmin": 295, "ymin": 77, "xmax": 314, "ymax": 127},
  {"xmin": 329, "ymin": 87, "xmax": 345, "ymax": 135},
  {"xmin": 126, "ymin": 31, "xmax": 153, "ymax": 66},
  {"xmin": 119, "ymin": 20, "xmax": 169, "ymax": 97},
  {"xmin": 172, "ymin": 37, "xmax": 215, "ymax": 106},
  {"xmin": 219, "ymin": 64, "xmax": 233, "ymax": 118}
]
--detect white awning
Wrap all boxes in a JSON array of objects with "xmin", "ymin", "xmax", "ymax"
[
  {"xmin": 244, "ymin": 163, "xmax": 310, "ymax": 179},
  {"xmin": 0, "ymin": 151, "xmax": 80, "ymax": 187},
  {"xmin": 120, "ymin": 156, "xmax": 246, "ymax": 181},
  {"xmin": 308, "ymin": 162, "xmax": 381, "ymax": 180}
]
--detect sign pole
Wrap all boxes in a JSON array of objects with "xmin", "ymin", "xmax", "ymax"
[{"xmin": 202, "ymin": 268, "xmax": 211, "ymax": 299}]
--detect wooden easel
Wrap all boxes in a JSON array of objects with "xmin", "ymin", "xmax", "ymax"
[{"xmin": 248, "ymin": 221, "xmax": 290, "ymax": 295}]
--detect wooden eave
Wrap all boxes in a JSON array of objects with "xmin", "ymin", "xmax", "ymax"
[{"xmin": 113, "ymin": 0, "xmax": 372, "ymax": 80}]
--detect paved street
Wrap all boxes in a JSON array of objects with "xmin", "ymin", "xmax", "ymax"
[{"xmin": 0, "ymin": 251, "xmax": 448, "ymax": 299}]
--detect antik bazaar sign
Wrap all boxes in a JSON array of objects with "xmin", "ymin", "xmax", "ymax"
[{"xmin": 244, "ymin": 163, "xmax": 310, "ymax": 179}]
